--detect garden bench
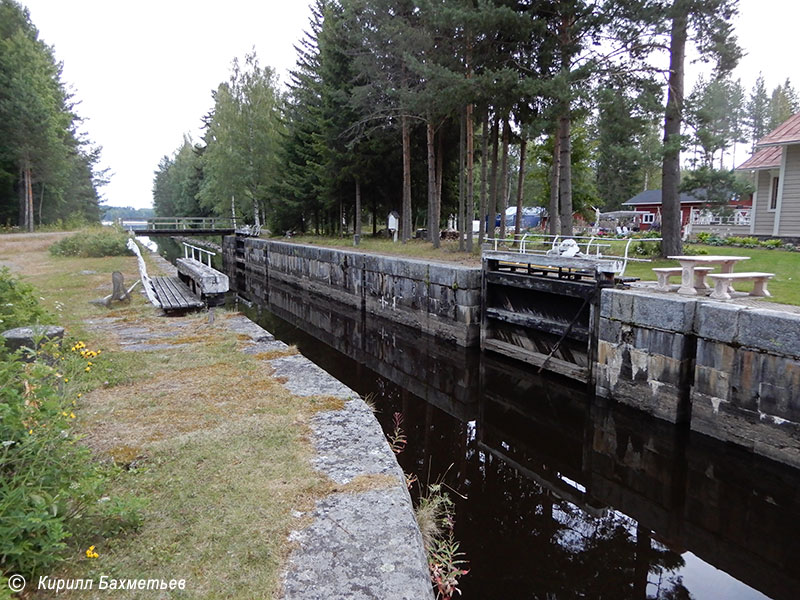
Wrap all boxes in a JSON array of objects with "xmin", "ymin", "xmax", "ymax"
[
  {"xmin": 652, "ymin": 266, "xmax": 713, "ymax": 292},
  {"xmin": 707, "ymin": 272, "xmax": 775, "ymax": 300}
]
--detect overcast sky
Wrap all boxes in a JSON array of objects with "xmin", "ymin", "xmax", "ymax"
[{"xmin": 20, "ymin": 0, "xmax": 800, "ymax": 210}]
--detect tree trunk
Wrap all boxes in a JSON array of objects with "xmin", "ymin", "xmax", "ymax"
[
  {"xmin": 21, "ymin": 164, "xmax": 34, "ymax": 232},
  {"xmin": 372, "ymin": 196, "xmax": 377, "ymax": 236},
  {"xmin": 479, "ymin": 107, "xmax": 489, "ymax": 245},
  {"xmin": 231, "ymin": 195, "xmax": 237, "ymax": 229},
  {"xmin": 466, "ymin": 103, "xmax": 475, "ymax": 253},
  {"xmin": 458, "ymin": 108, "xmax": 466, "ymax": 251},
  {"xmin": 499, "ymin": 118, "xmax": 510, "ymax": 239},
  {"xmin": 38, "ymin": 182, "xmax": 45, "ymax": 226},
  {"xmin": 549, "ymin": 129, "xmax": 561, "ymax": 235},
  {"xmin": 354, "ymin": 178, "xmax": 361, "ymax": 245},
  {"xmin": 558, "ymin": 113, "xmax": 573, "ymax": 235},
  {"xmin": 427, "ymin": 117, "xmax": 438, "ymax": 247},
  {"xmin": 661, "ymin": 0, "xmax": 688, "ymax": 257},
  {"xmin": 253, "ymin": 199, "xmax": 261, "ymax": 229},
  {"xmin": 514, "ymin": 137, "xmax": 528, "ymax": 238},
  {"xmin": 401, "ymin": 114, "xmax": 412, "ymax": 243},
  {"xmin": 436, "ymin": 127, "xmax": 444, "ymax": 240},
  {"xmin": 488, "ymin": 114, "xmax": 500, "ymax": 239}
]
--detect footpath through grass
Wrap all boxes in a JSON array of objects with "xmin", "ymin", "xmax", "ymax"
[{"xmin": 0, "ymin": 233, "xmax": 332, "ymax": 599}]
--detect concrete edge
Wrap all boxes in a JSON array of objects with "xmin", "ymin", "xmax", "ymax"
[{"xmin": 225, "ymin": 314, "xmax": 434, "ymax": 600}]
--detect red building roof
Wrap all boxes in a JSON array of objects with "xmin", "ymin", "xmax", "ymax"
[
  {"xmin": 736, "ymin": 145, "xmax": 782, "ymax": 171},
  {"xmin": 757, "ymin": 112, "xmax": 800, "ymax": 147}
]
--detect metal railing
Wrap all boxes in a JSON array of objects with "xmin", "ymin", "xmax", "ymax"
[
  {"xmin": 484, "ymin": 233, "xmax": 663, "ymax": 277},
  {"xmin": 183, "ymin": 242, "xmax": 215, "ymax": 267},
  {"xmin": 119, "ymin": 217, "xmax": 236, "ymax": 231},
  {"xmin": 689, "ymin": 209, "xmax": 751, "ymax": 226}
]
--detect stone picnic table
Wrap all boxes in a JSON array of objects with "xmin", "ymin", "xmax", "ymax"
[{"xmin": 667, "ymin": 255, "xmax": 751, "ymax": 296}]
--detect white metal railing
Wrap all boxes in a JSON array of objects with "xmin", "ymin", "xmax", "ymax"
[
  {"xmin": 183, "ymin": 242, "xmax": 215, "ymax": 267},
  {"xmin": 118, "ymin": 217, "xmax": 235, "ymax": 231},
  {"xmin": 484, "ymin": 233, "xmax": 663, "ymax": 277},
  {"xmin": 690, "ymin": 208, "xmax": 751, "ymax": 226}
]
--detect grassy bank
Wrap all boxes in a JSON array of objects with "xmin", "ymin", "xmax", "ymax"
[
  {"xmin": 0, "ymin": 233, "xmax": 332, "ymax": 599},
  {"xmin": 273, "ymin": 233, "xmax": 800, "ymax": 306},
  {"xmin": 623, "ymin": 244, "xmax": 800, "ymax": 306}
]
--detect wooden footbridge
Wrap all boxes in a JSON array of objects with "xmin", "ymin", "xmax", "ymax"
[{"xmin": 119, "ymin": 217, "xmax": 238, "ymax": 236}]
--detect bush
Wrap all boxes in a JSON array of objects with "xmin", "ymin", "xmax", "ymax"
[
  {"xmin": 0, "ymin": 340, "xmax": 141, "ymax": 581},
  {"xmin": 632, "ymin": 240, "xmax": 661, "ymax": 257},
  {"xmin": 0, "ymin": 267, "xmax": 53, "ymax": 332},
  {"xmin": 761, "ymin": 238, "xmax": 783, "ymax": 249},
  {"xmin": 49, "ymin": 228, "xmax": 131, "ymax": 258}
]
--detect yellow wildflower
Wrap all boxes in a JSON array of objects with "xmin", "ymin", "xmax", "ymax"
[
  {"xmin": 85, "ymin": 545, "xmax": 99, "ymax": 559},
  {"xmin": 70, "ymin": 413, "xmax": 76, "ymax": 419},
  {"xmin": 85, "ymin": 367, "xmax": 91, "ymax": 372}
]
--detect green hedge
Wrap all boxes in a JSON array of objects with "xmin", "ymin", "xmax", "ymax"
[{"xmin": 49, "ymin": 228, "xmax": 132, "ymax": 258}]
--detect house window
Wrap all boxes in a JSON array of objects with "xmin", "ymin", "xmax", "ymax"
[
  {"xmin": 770, "ymin": 176, "xmax": 780, "ymax": 211},
  {"xmin": 641, "ymin": 213, "xmax": 655, "ymax": 224}
]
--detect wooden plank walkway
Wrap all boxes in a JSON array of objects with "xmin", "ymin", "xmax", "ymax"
[{"xmin": 150, "ymin": 276, "xmax": 204, "ymax": 311}]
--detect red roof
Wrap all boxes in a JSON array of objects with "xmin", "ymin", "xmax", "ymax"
[
  {"xmin": 757, "ymin": 112, "xmax": 800, "ymax": 147},
  {"xmin": 736, "ymin": 145, "xmax": 782, "ymax": 171}
]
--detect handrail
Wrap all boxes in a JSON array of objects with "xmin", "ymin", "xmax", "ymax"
[
  {"xmin": 484, "ymin": 234, "xmax": 663, "ymax": 277},
  {"xmin": 182, "ymin": 242, "xmax": 216, "ymax": 267}
]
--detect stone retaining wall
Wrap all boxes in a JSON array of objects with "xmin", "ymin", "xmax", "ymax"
[
  {"xmin": 224, "ymin": 237, "xmax": 481, "ymax": 346},
  {"xmin": 597, "ymin": 288, "xmax": 800, "ymax": 468}
]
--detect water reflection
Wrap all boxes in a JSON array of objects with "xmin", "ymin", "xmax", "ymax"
[{"xmin": 235, "ymin": 275, "xmax": 800, "ymax": 600}]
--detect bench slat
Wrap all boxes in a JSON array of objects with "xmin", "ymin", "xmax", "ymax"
[{"xmin": 151, "ymin": 276, "xmax": 204, "ymax": 310}]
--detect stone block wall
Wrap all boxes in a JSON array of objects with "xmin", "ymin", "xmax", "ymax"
[
  {"xmin": 596, "ymin": 290, "xmax": 697, "ymax": 423},
  {"xmin": 691, "ymin": 303, "xmax": 800, "ymax": 467},
  {"xmin": 598, "ymin": 288, "xmax": 800, "ymax": 468},
  {"xmin": 225, "ymin": 237, "xmax": 482, "ymax": 347}
]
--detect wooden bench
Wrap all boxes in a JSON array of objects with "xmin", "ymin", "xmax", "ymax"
[
  {"xmin": 652, "ymin": 267, "xmax": 714, "ymax": 292},
  {"xmin": 150, "ymin": 276, "xmax": 204, "ymax": 311},
  {"xmin": 707, "ymin": 272, "xmax": 775, "ymax": 300}
]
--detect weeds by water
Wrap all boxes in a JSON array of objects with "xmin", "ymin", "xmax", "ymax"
[{"xmin": 386, "ymin": 413, "xmax": 468, "ymax": 599}]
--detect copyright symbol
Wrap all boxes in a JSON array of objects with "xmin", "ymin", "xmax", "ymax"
[{"xmin": 7, "ymin": 574, "xmax": 25, "ymax": 592}]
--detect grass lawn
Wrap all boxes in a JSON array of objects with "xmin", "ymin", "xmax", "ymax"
[
  {"xmin": 0, "ymin": 233, "xmax": 332, "ymax": 599},
  {"xmin": 623, "ymin": 244, "xmax": 800, "ymax": 306},
  {"xmin": 277, "ymin": 233, "xmax": 800, "ymax": 306},
  {"xmin": 281, "ymin": 234, "xmax": 480, "ymax": 266}
]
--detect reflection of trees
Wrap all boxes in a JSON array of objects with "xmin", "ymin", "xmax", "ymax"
[
  {"xmin": 411, "ymin": 417, "xmax": 691, "ymax": 599},
  {"xmin": 367, "ymin": 374, "xmax": 693, "ymax": 599}
]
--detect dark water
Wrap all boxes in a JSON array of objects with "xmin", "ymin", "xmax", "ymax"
[
  {"xmin": 140, "ymin": 235, "xmax": 224, "ymax": 271},
  {"xmin": 231, "ymin": 274, "xmax": 799, "ymax": 600}
]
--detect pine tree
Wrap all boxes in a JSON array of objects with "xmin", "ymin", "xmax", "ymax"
[{"xmin": 745, "ymin": 74, "xmax": 769, "ymax": 150}]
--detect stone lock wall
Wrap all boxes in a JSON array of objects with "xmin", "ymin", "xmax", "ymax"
[
  {"xmin": 691, "ymin": 304, "xmax": 800, "ymax": 467},
  {"xmin": 596, "ymin": 290, "xmax": 697, "ymax": 423},
  {"xmin": 597, "ymin": 288, "xmax": 800, "ymax": 468},
  {"xmin": 225, "ymin": 237, "xmax": 482, "ymax": 347}
]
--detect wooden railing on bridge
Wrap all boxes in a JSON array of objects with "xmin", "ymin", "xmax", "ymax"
[{"xmin": 119, "ymin": 217, "xmax": 236, "ymax": 233}]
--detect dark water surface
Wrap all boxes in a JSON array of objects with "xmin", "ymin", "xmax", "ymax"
[{"xmin": 225, "ymin": 271, "xmax": 799, "ymax": 600}]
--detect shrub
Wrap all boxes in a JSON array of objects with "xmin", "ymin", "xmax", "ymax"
[
  {"xmin": 0, "ymin": 267, "xmax": 53, "ymax": 332},
  {"xmin": 49, "ymin": 228, "xmax": 131, "ymax": 258},
  {"xmin": 695, "ymin": 232, "xmax": 713, "ymax": 243},
  {"xmin": 632, "ymin": 240, "xmax": 661, "ymax": 257},
  {"xmin": 761, "ymin": 239, "xmax": 783, "ymax": 249},
  {"xmin": 0, "ymin": 340, "xmax": 141, "ymax": 581}
]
